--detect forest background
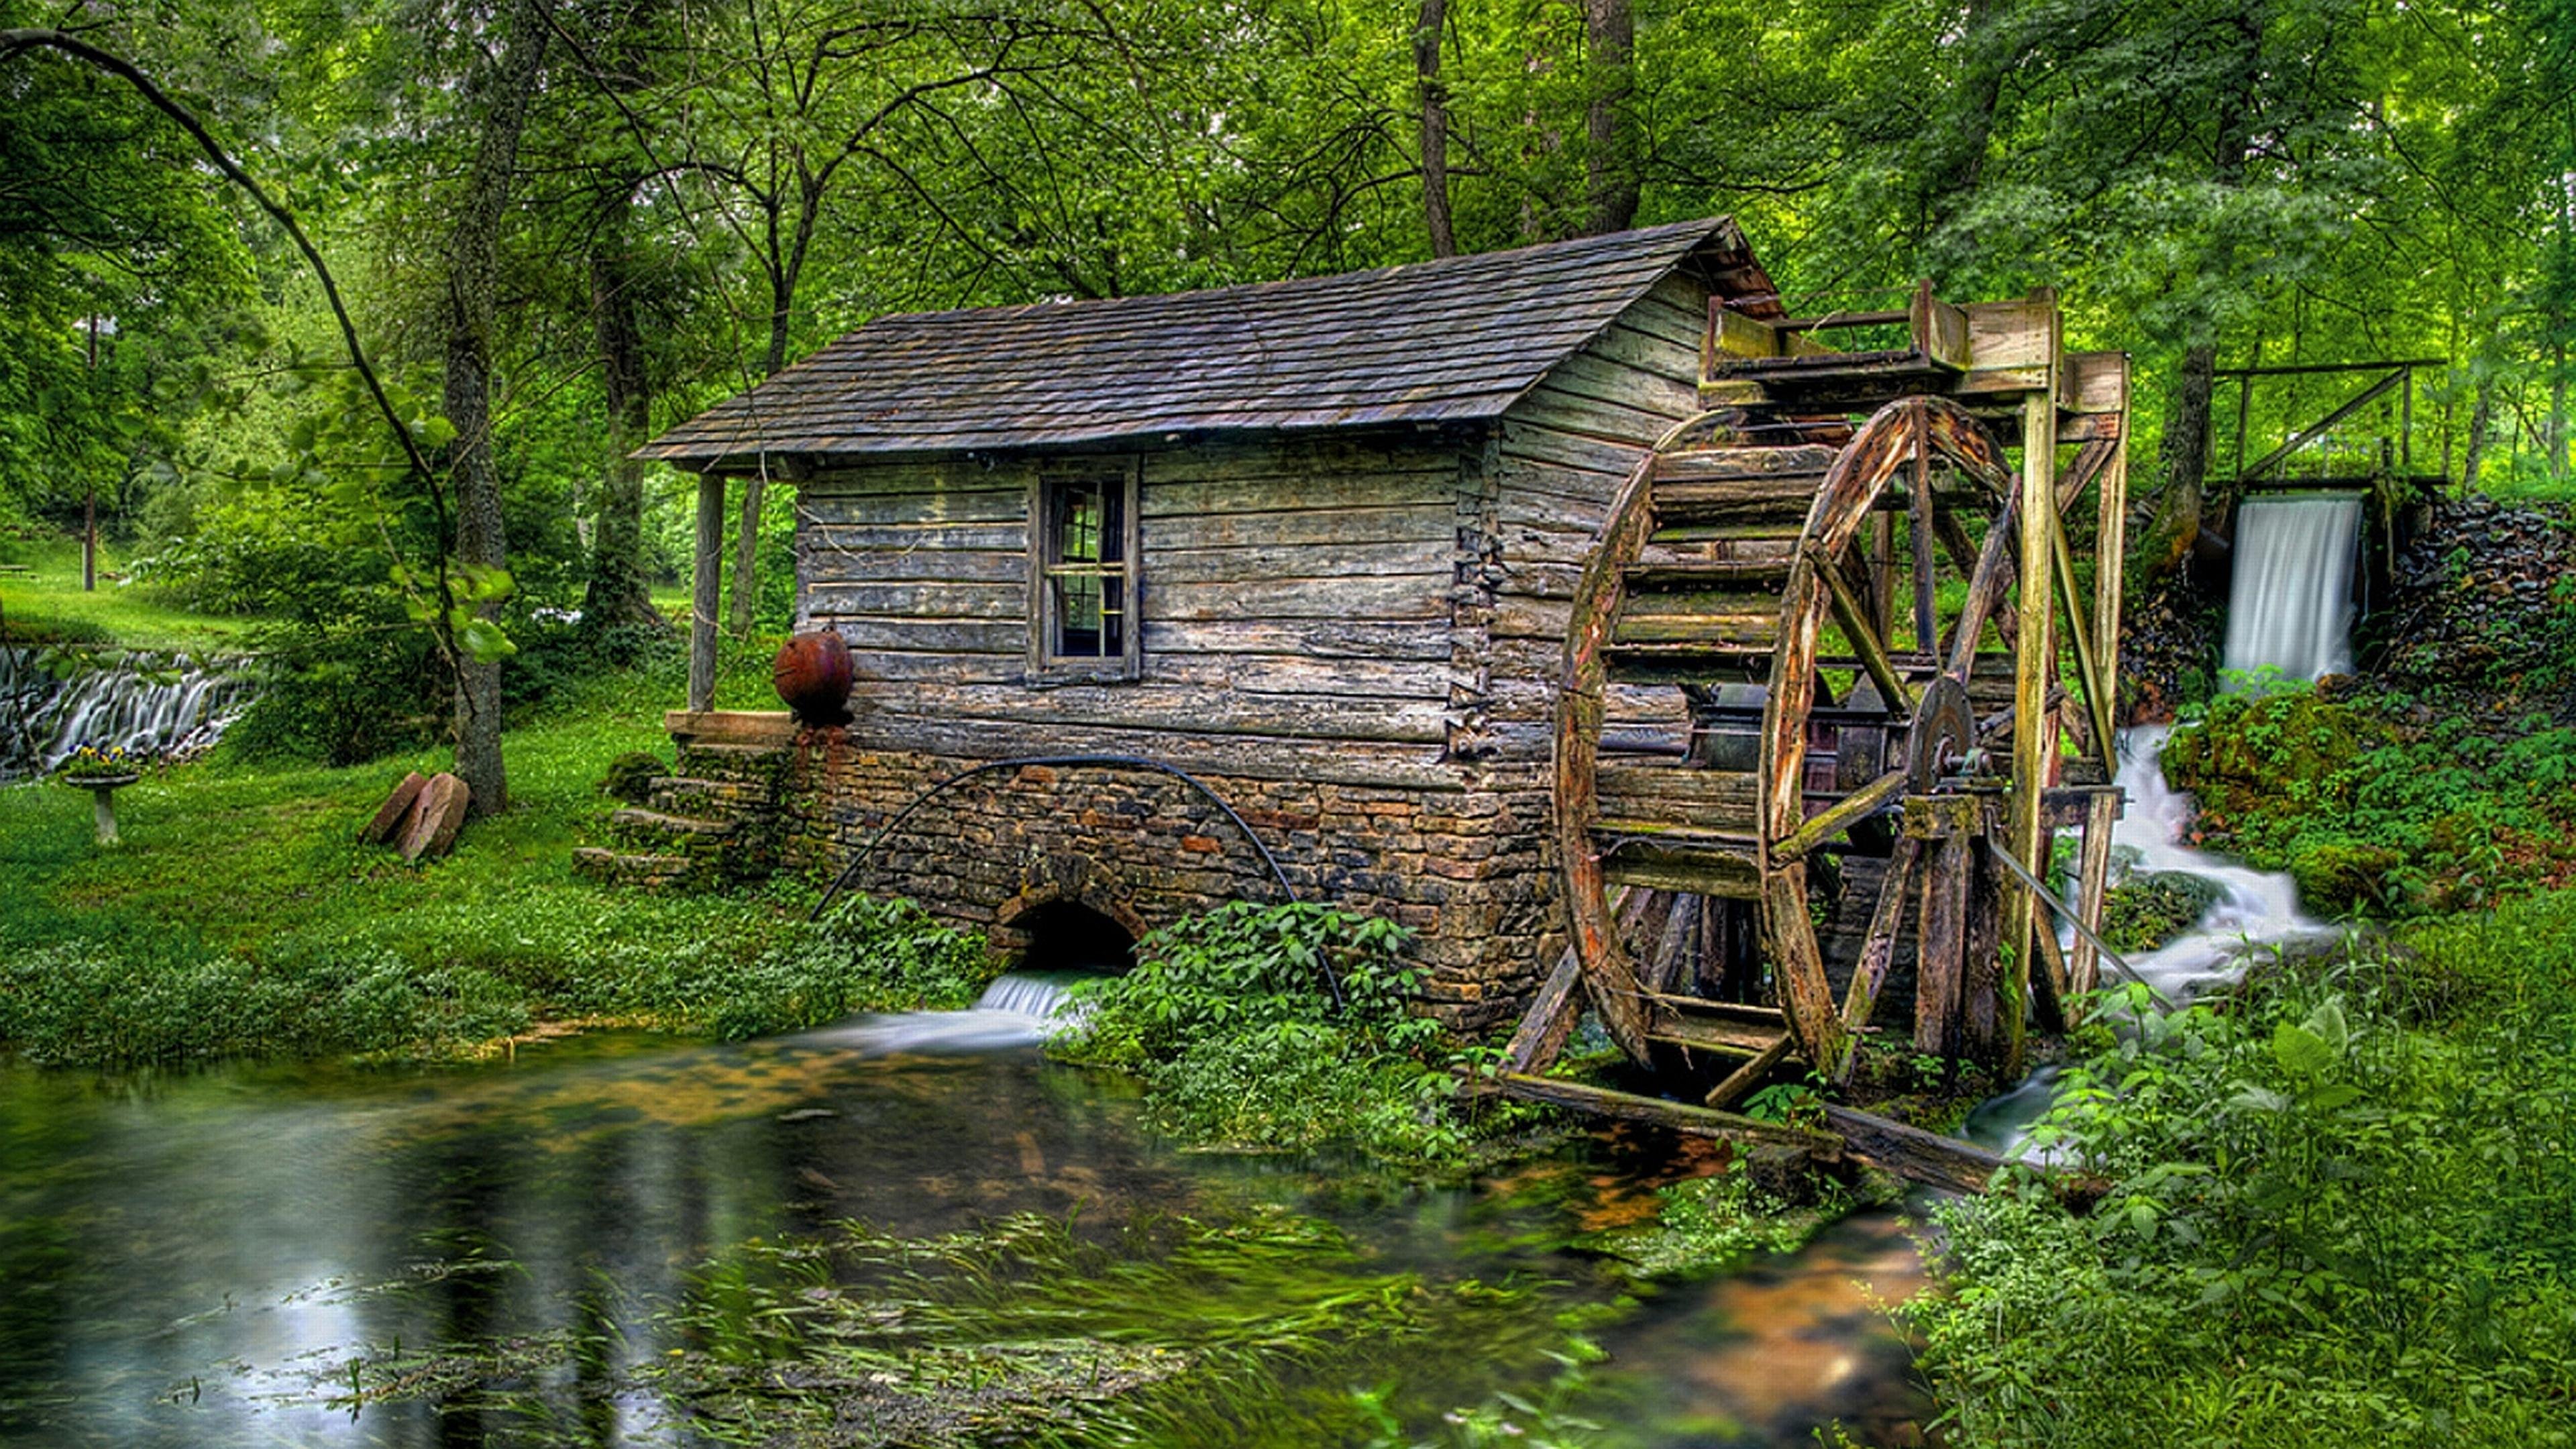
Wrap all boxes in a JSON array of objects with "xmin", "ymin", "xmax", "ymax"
[{"xmin": 3, "ymin": 0, "xmax": 2573, "ymax": 780}]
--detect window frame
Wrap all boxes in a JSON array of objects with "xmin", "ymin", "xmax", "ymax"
[{"xmin": 1027, "ymin": 460, "xmax": 1142, "ymax": 682}]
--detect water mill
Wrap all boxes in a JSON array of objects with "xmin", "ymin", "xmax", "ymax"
[{"xmin": 5, "ymin": 13, "xmax": 2573, "ymax": 1442}]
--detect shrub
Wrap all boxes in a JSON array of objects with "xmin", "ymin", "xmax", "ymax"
[{"xmin": 1053, "ymin": 902, "xmax": 1499, "ymax": 1165}]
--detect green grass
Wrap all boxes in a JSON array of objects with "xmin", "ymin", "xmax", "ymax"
[
  {"xmin": 0, "ymin": 535, "xmax": 262, "ymax": 651},
  {"xmin": 0, "ymin": 653, "xmax": 985, "ymax": 1067}
]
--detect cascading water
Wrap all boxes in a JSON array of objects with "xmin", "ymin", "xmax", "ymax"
[
  {"xmin": 802, "ymin": 972, "xmax": 1086, "ymax": 1054},
  {"xmin": 0, "ymin": 645, "xmax": 252, "ymax": 780},
  {"xmin": 1968, "ymin": 725, "xmax": 2328, "ymax": 1155},
  {"xmin": 2222, "ymin": 491, "xmax": 2364, "ymax": 684}
]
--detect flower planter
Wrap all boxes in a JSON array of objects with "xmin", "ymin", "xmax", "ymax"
[{"xmin": 63, "ymin": 773, "xmax": 141, "ymax": 846}]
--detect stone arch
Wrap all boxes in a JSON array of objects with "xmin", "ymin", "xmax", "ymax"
[{"xmin": 991, "ymin": 851, "xmax": 1150, "ymax": 972}]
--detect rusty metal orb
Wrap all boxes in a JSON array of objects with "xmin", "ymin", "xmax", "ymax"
[{"xmin": 772, "ymin": 631, "xmax": 854, "ymax": 726}]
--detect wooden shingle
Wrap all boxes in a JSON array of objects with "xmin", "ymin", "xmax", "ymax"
[{"xmin": 641, "ymin": 217, "xmax": 1777, "ymax": 469}]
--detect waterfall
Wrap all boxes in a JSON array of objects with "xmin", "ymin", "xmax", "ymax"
[
  {"xmin": 2222, "ymin": 492, "xmax": 2363, "ymax": 686},
  {"xmin": 0, "ymin": 646, "xmax": 252, "ymax": 781}
]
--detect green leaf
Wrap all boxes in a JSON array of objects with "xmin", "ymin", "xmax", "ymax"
[
  {"xmin": 458, "ymin": 617, "xmax": 517, "ymax": 663},
  {"xmin": 2272, "ymin": 1022, "xmax": 2334, "ymax": 1081}
]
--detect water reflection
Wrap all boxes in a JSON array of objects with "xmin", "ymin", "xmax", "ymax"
[{"xmin": 0, "ymin": 989, "xmax": 1935, "ymax": 1447}]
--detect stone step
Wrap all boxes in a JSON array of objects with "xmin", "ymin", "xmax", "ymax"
[
  {"xmin": 572, "ymin": 847, "xmax": 706, "ymax": 892},
  {"xmin": 609, "ymin": 807, "xmax": 735, "ymax": 840}
]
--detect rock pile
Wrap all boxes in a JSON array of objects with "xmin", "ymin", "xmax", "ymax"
[
  {"xmin": 2117, "ymin": 579, "xmax": 2223, "ymax": 724},
  {"xmin": 2370, "ymin": 493, "xmax": 2573, "ymax": 698}
]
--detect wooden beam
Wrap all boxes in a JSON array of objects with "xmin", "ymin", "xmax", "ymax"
[
  {"xmin": 1500, "ymin": 947, "xmax": 1587, "ymax": 1075},
  {"xmin": 1705, "ymin": 1032, "xmax": 1796, "ymax": 1110},
  {"xmin": 1494, "ymin": 1073, "xmax": 1842, "ymax": 1151},
  {"xmin": 2005, "ymin": 388, "xmax": 2056, "ymax": 1079},
  {"xmin": 1772, "ymin": 767, "xmax": 1907, "ymax": 864},
  {"xmin": 1820, "ymin": 1105, "xmax": 2011, "ymax": 1195},
  {"xmin": 690, "ymin": 472, "xmax": 726, "ymax": 714},
  {"xmin": 2068, "ymin": 790, "xmax": 2119, "ymax": 1001},
  {"xmin": 1817, "ymin": 549, "xmax": 1916, "ymax": 713}
]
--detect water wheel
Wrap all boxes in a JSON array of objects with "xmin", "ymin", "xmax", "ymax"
[{"xmin": 1555, "ymin": 394, "xmax": 2068, "ymax": 1094}]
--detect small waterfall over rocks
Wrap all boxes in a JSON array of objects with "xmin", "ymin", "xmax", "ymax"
[
  {"xmin": 798, "ymin": 973, "xmax": 1088, "ymax": 1055},
  {"xmin": 0, "ymin": 645, "xmax": 252, "ymax": 781},
  {"xmin": 2222, "ymin": 492, "xmax": 2363, "ymax": 685}
]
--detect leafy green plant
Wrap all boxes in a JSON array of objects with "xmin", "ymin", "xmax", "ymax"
[
  {"xmin": 1053, "ymin": 902, "xmax": 1521, "ymax": 1167},
  {"xmin": 1912, "ymin": 906, "xmax": 2576, "ymax": 1448}
]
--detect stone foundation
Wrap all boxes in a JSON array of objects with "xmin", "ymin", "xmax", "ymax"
[{"xmin": 769, "ymin": 731, "xmax": 1562, "ymax": 1034}]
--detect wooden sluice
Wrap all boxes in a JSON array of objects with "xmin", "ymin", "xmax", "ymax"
[{"xmin": 1502, "ymin": 282, "xmax": 2133, "ymax": 1193}]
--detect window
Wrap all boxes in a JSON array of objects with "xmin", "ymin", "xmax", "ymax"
[{"xmin": 1031, "ymin": 464, "xmax": 1141, "ymax": 678}]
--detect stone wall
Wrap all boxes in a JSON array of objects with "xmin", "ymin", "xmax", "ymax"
[{"xmin": 771, "ymin": 729, "xmax": 1562, "ymax": 1034}]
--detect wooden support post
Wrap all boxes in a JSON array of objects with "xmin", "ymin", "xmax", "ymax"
[
  {"xmin": 2005, "ymin": 386, "xmax": 2057, "ymax": 1078},
  {"xmin": 2068, "ymin": 790, "xmax": 2119, "ymax": 1001},
  {"xmin": 689, "ymin": 471, "xmax": 726, "ymax": 714},
  {"xmin": 1915, "ymin": 827, "xmax": 1969, "ymax": 1056},
  {"xmin": 2094, "ymin": 384, "xmax": 2129, "ymax": 729}
]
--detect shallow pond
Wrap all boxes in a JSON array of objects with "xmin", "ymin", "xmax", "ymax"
[{"xmin": 0, "ymin": 985, "xmax": 1933, "ymax": 1447}]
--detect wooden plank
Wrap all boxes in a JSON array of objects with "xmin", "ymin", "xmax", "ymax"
[
  {"xmin": 1134, "ymin": 502, "xmax": 1450, "ymax": 551},
  {"xmin": 1597, "ymin": 839, "xmax": 1764, "ymax": 898},
  {"xmin": 800, "ymin": 484, "xmax": 1028, "ymax": 525},
  {"xmin": 804, "ymin": 580, "xmax": 1024, "ymax": 621},
  {"xmin": 1646, "ymin": 1014, "xmax": 1783, "ymax": 1056},
  {"xmin": 1151, "ymin": 536, "xmax": 1454, "ymax": 588},
  {"xmin": 665, "ymin": 709, "xmax": 798, "ymax": 747},
  {"xmin": 1141, "ymin": 468, "xmax": 1456, "ymax": 519},
  {"xmin": 1540, "ymin": 350, "xmax": 1702, "ymax": 419},
  {"xmin": 869, "ymin": 679, "xmax": 1451, "ymax": 745},
  {"xmin": 1839, "ymin": 833, "xmax": 1922, "ymax": 1053},
  {"xmin": 2060, "ymin": 350, "xmax": 2128, "ymax": 415},
  {"xmin": 810, "ymin": 615, "xmax": 1026, "ymax": 654},
  {"xmin": 1152, "ymin": 572, "xmax": 1450, "ymax": 622},
  {"xmin": 1142, "ymin": 619, "xmax": 1453, "ymax": 660},
  {"xmin": 2004, "ymin": 388, "xmax": 2056, "ymax": 1076},
  {"xmin": 1509, "ymin": 378, "xmax": 1676, "ymax": 447},
  {"xmin": 1595, "ymin": 763, "xmax": 1760, "ymax": 830},
  {"xmin": 1495, "ymin": 1074, "xmax": 1843, "ymax": 1150},
  {"xmin": 1760, "ymin": 863, "xmax": 1851, "ymax": 1074}
]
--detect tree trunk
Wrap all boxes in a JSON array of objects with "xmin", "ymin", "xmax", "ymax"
[
  {"xmin": 2461, "ymin": 378, "xmax": 2496, "ymax": 490},
  {"xmin": 582, "ymin": 185, "xmax": 661, "ymax": 631},
  {"xmin": 1582, "ymin": 0, "xmax": 1638, "ymax": 236},
  {"xmin": 441, "ymin": 0, "xmax": 550, "ymax": 817},
  {"xmin": 1415, "ymin": 0, "xmax": 1455, "ymax": 258},
  {"xmin": 2147, "ymin": 342, "xmax": 2218, "ymax": 574},
  {"xmin": 727, "ymin": 277, "xmax": 798, "ymax": 637}
]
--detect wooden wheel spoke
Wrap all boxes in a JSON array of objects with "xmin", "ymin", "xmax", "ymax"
[
  {"xmin": 1770, "ymin": 765, "xmax": 1904, "ymax": 863},
  {"xmin": 1815, "ymin": 545, "xmax": 1915, "ymax": 713}
]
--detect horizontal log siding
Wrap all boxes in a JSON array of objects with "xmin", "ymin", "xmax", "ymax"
[
  {"xmin": 1485, "ymin": 273, "xmax": 1714, "ymax": 753},
  {"xmin": 793, "ymin": 435, "xmax": 1465, "ymax": 782}
]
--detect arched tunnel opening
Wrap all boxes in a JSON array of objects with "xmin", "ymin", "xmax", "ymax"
[{"xmin": 1013, "ymin": 900, "xmax": 1138, "ymax": 975}]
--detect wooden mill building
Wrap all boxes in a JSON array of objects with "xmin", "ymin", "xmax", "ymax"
[
  {"xmin": 597, "ymin": 213, "xmax": 2133, "ymax": 1086},
  {"xmin": 603, "ymin": 218, "xmax": 1786, "ymax": 1025}
]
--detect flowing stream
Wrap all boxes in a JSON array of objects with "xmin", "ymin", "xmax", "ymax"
[
  {"xmin": 0, "ymin": 973, "xmax": 1932, "ymax": 1448},
  {"xmin": 0, "ymin": 646, "xmax": 250, "ymax": 781}
]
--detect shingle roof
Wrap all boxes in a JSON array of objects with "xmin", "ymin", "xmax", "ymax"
[{"xmin": 639, "ymin": 217, "xmax": 1778, "ymax": 467}]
